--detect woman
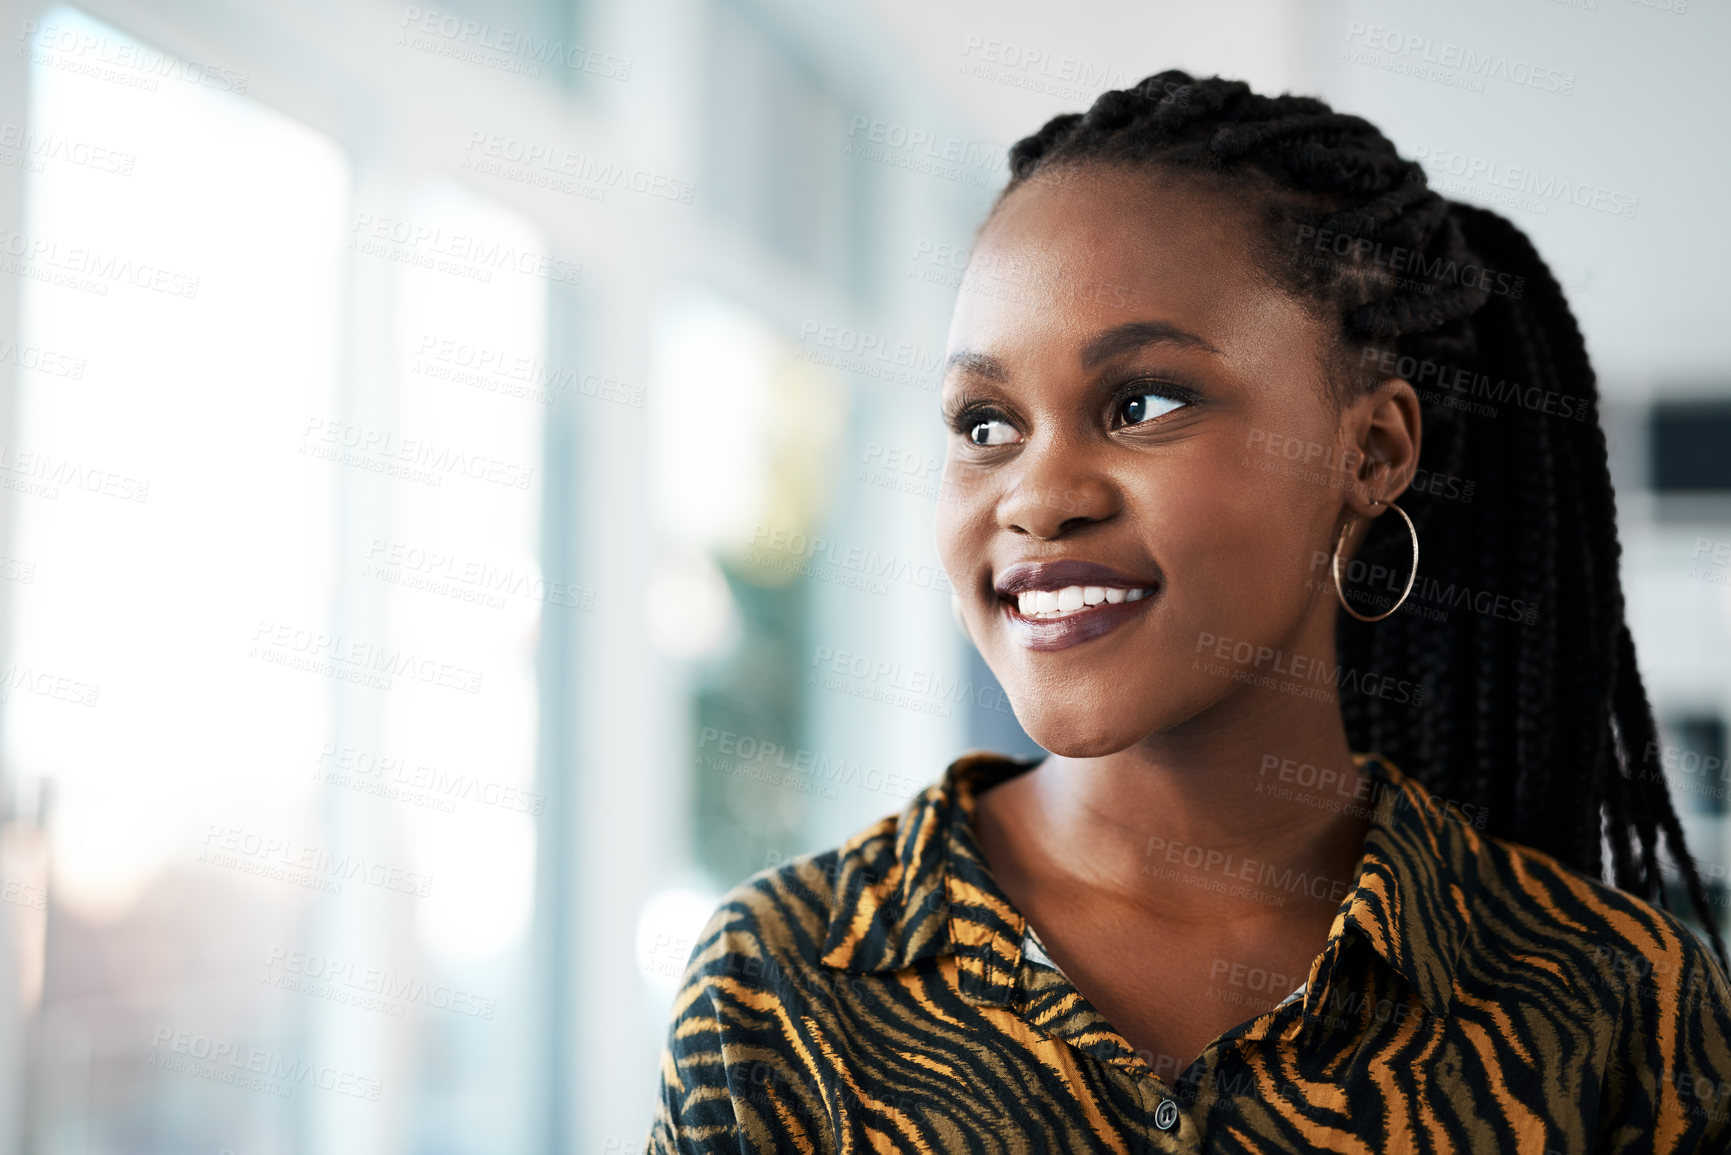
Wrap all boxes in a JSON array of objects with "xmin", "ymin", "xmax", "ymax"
[{"xmin": 647, "ymin": 72, "xmax": 1731, "ymax": 1153}]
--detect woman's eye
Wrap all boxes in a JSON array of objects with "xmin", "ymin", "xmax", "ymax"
[
  {"xmin": 1118, "ymin": 393, "xmax": 1187, "ymax": 427},
  {"xmin": 967, "ymin": 420, "xmax": 1020, "ymax": 447}
]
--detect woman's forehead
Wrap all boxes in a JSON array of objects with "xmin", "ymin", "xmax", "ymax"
[
  {"xmin": 948, "ymin": 173, "xmax": 1319, "ymax": 370},
  {"xmin": 975, "ymin": 168, "xmax": 1260, "ymax": 273}
]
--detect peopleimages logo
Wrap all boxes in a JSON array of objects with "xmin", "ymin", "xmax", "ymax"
[
  {"xmin": 397, "ymin": 6, "xmax": 632, "ymax": 80},
  {"xmin": 0, "ymin": 227, "xmax": 200, "ymax": 299},
  {"xmin": 954, "ymin": 35, "xmax": 1146, "ymax": 103},
  {"xmin": 1410, "ymin": 145, "xmax": 1639, "ymax": 222},
  {"xmin": 1342, "ymin": 22, "xmax": 1576, "ymax": 96},
  {"xmin": 200, "ymin": 823, "xmax": 435, "ymax": 897},
  {"xmin": 748, "ymin": 525, "xmax": 954, "ymax": 596},
  {"xmin": 264, "ymin": 946, "xmax": 498, "ymax": 1019},
  {"xmin": 1294, "ymin": 224, "xmax": 1525, "ymax": 299},
  {"xmin": 0, "ymin": 121, "xmax": 135, "ymax": 176},
  {"xmin": 794, "ymin": 319, "xmax": 943, "ymax": 393},
  {"xmin": 18, "ymin": 18, "xmax": 250, "ymax": 94},
  {"xmin": 842, "ymin": 117, "xmax": 1004, "ymax": 189},
  {"xmin": 300, "ymin": 417, "xmax": 534, "ymax": 490},
  {"xmin": 462, "ymin": 131, "xmax": 693, "ymax": 204},
  {"xmin": 348, "ymin": 213, "xmax": 582, "ymax": 285},
  {"xmin": 1192, "ymin": 632, "xmax": 1428, "ymax": 708},
  {"xmin": 1357, "ymin": 347, "xmax": 1589, "ymax": 423},
  {"xmin": 149, "ymin": 1027, "xmax": 382, "ymax": 1101}
]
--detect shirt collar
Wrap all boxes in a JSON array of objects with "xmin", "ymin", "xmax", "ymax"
[
  {"xmin": 1308, "ymin": 752, "xmax": 1479, "ymax": 1018},
  {"xmin": 817, "ymin": 751, "xmax": 1031, "ymax": 998},
  {"xmin": 817, "ymin": 749, "xmax": 1478, "ymax": 1019}
]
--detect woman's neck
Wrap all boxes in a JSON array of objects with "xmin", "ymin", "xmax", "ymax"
[{"xmin": 977, "ymin": 695, "xmax": 1373, "ymax": 929}]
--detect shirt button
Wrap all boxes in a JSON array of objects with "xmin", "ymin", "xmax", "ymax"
[{"xmin": 1153, "ymin": 1097, "xmax": 1181, "ymax": 1132}]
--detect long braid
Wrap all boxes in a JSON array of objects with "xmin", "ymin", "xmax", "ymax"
[{"xmin": 1000, "ymin": 70, "xmax": 1728, "ymax": 971}]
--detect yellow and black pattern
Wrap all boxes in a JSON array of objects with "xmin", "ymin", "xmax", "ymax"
[{"xmin": 646, "ymin": 752, "xmax": 1731, "ymax": 1152}]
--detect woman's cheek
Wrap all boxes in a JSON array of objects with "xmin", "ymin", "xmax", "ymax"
[
  {"xmin": 932, "ymin": 496, "xmax": 969, "ymax": 584},
  {"xmin": 934, "ymin": 468, "xmax": 992, "ymax": 578},
  {"xmin": 1170, "ymin": 508, "xmax": 1290, "ymax": 635}
]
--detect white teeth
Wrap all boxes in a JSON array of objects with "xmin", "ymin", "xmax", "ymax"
[{"xmin": 1011, "ymin": 583, "xmax": 1155, "ymax": 618}]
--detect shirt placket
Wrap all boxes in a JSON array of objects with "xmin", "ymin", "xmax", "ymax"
[
  {"xmin": 944, "ymin": 763, "xmax": 1329, "ymax": 1152},
  {"xmin": 1013, "ymin": 928, "xmax": 1204, "ymax": 1151},
  {"xmin": 1021, "ymin": 920, "xmax": 1325, "ymax": 1152}
]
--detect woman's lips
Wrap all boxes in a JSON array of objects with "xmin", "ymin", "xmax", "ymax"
[
  {"xmin": 991, "ymin": 560, "xmax": 1163, "ymax": 652},
  {"xmin": 998, "ymin": 587, "xmax": 1159, "ymax": 651}
]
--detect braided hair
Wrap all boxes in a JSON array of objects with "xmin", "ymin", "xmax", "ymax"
[{"xmin": 997, "ymin": 70, "xmax": 1727, "ymax": 968}]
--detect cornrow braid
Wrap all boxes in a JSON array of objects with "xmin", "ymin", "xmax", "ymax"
[{"xmin": 999, "ymin": 69, "xmax": 1727, "ymax": 971}]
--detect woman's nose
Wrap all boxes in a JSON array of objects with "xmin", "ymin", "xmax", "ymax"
[{"xmin": 997, "ymin": 440, "xmax": 1117, "ymax": 539}]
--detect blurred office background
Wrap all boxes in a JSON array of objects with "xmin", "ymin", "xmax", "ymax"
[{"xmin": 0, "ymin": 0, "xmax": 1725, "ymax": 1150}]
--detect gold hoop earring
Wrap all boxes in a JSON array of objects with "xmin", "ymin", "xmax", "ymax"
[{"xmin": 1332, "ymin": 498, "xmax": 1419, "ymax": 623}]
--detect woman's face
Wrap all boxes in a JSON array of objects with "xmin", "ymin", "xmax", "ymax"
[{"xmin": 936, "ymin": 165, "xmax": 1399, "ymax": 757}]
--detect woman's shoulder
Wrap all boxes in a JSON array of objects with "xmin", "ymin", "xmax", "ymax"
[
  {"xmin": 1475, "ymin": 833, "xmax": 1731, "ymax": 1135},
  {"xmin": 1366, "ymin": 754, "xmax": 1728, "ymax": 1018},
  {"xmin": 684, "ymin": 791, "xmax": 938, "ymax": 982},
  {"xmin": 679, "ymin": 749, "xmax": 1029, "ymax": 985},
  {"xmin": 648, "ymin": 814, "xmax": 925, "ymax": 1154},
  {"xmin": 713, "ymin": 819, "xmax": 902, "ymax": 953},
  {"xmin": 1468, "ymin": 825, "xmax": 1731, "ymax": 1031}
]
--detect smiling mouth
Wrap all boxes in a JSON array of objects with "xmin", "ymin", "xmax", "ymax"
[
  {"xmin": 991, "ymin": 561, "xmax": 1163, "ymax": 650},
  {"xmin": 1009, "ymin": 584, "xmax": 1156, "ymax": 619},
  {"xmin": 995, "ymin": 582, "xmax": 1161, "ymax": 652}
]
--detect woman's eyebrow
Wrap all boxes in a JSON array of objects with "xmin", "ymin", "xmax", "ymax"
[
  {"xmin": 943, "ymin": 321, "xmax": 1219, "ymax": 383},
  {"xmin": 1080, "ymin": 321, "xmax": 1221, "ymax": 367},
  {"xmin": 943, "ymin": 351, "xmax": 1008, "ymax": 381}
]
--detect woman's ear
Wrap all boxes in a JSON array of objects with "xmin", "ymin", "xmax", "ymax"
[{"xmin": 1342, "ymin": 376, "xmax": 1422, "ymax": 517}]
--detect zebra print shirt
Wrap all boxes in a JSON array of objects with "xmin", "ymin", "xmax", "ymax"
[{"xmin": 646, "ymin": 751, "xmax": 1731, "ymax": 1152}]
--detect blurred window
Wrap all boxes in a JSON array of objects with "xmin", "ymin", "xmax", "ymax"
[
  {"xmin": 6, "ymin": 8, "xmax": 547, "ymax": 1151},
  {"xmin": 1651, "ymin": 400, "xmax": 1731, "ymax": 492}
]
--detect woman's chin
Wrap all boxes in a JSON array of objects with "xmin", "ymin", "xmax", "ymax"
[{"xmin": 1014, "ymin": 711, "xmax": 1146, "ymax": 759}]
